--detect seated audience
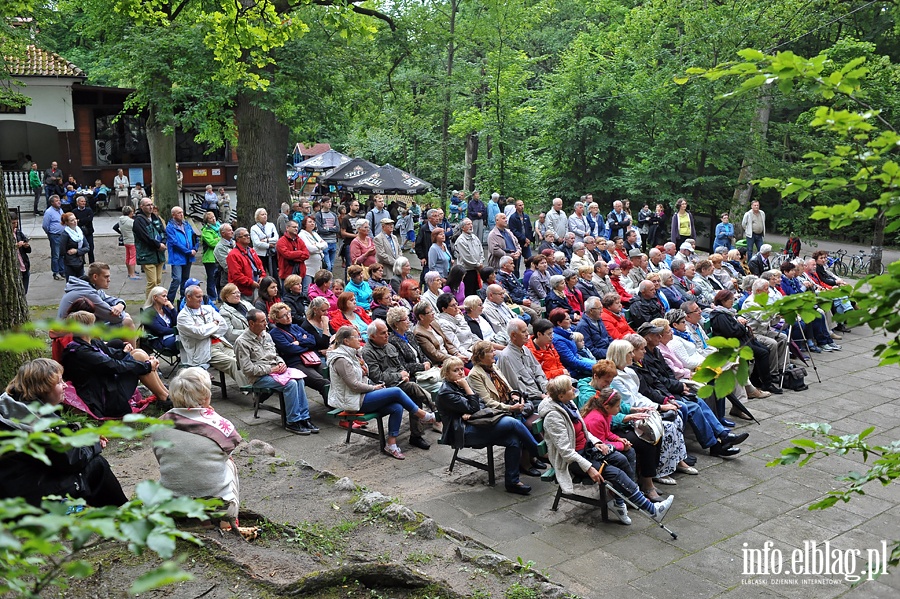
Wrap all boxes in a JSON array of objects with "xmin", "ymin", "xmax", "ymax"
[
  {"xmin": 397, "ymin": 278, "xmax": 423, "ymax": 318},
  {"xmin": 219, "ymin": 283, "xmax": 255, "ymax": 344},
  {"xmin": 58, "ymin": 262, "xmax": 134, "ymax": 327},
  {"xmin": 300, "ymin": 297, "xmax": 332, "ymax": 359},
  {"xmin": 391, "ymin": 256, "xmax": 415, "ymax": 294},
  {"xmin": 629, "ymin": 280, "xmax": 665, "ymax": 328},
  {"xmin": 329, "ymin": 291, "xmax": 373, "ymax": 341},
  {"xmin": 442, "ymin": 264, "xmax": 468, "ymax": 305},
  {"xmin": 282, "ymin": 274, "xmax": 307, "ymax": 325},
  {"xmin": 0, "ymin": 358, "xmax": 128, "ymax": 507},
  {"xmin": 413, "ymin": 301, "xmax": 463, "ymax": 366},
  {"xmin": 436, "ymin": 293, "xmax": 477, "ymax": 360},
  {"xmin": 345, "ymin": 265, "xmax": 374, "ymax": 311},
  {"xmin": 544, "ymin": 275, "xmax": 572, "ymax": 317},
  {"xmin": 269, "ymin": 303, "xmax": 330, "ymax": 398},
  {"xmin": 526, "ymin": 318, "xmax": 567, "ymax": 380},
  {"xmin": 327, "ymin": 326, "xmax": 436, "ymax": 459},
  {"xmin": 370, "ymin": 286, "xmax": 394, "ymax": 323},
  {"xmin": 141, "ymin": 285, "xmax": 178, "ymax": 352},
  {"xmin": 527, "ymin": 255, "xmax": 551, "ymax": 303},
  {"xmin": 254, "ymin": 276, "xmax": 282, "ymax": 316},
  {"xmin": 600, "ymin": 292, "xmax": 636, "ymax": 339},
  {"xmin": 308, "ymin": 269, "xmax": 339, "ymax": 312},
  {"xmin": 421, "ymin": 270, "xmax": 444, "ymax": 313},
  {"xmin": 549, "ymin": 308, "xmax": 594, "ymax": 379},
  {"xmin": 497, "ymin": 318, "xmax": 549, "ymax": 404},
  {"xmin": 178, "ymin": 285, "xmax": 243, "ymax": 384},
  {"xmin": 463, "ymin": 295, "xmax": 506, "ymax": 347},
  {"xmin": 437, "ymin": 357, "xmax": 539, "ymax": 495},
  {"xmin": 385, "ymin": 306, "xmax": 438, "ymax": 393}
]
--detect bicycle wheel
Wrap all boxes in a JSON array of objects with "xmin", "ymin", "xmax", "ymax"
[
  {"xmin": 833, "ymin": 260, "xmax": 849, "ymax": 277},
  {"xmin": 770, "ymin": 254, "xmax": 785, "ymax": 270}
]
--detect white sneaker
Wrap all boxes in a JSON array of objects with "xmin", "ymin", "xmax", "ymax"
[
  {"xmin": 607, "ymin": 499, "xmax": 632, "ymax": 525},
  {"xmin": 652, "ymin": 495, "xmax": 675, "ymax": 522},
  {"xmin": 827, "ymin": 343, "xmax": 842, "ymax": 351}
]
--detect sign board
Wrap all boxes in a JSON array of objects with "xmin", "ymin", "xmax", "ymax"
[
  {"xmin": 128, "ymin": 167, "xmax": 144, "ymax": 186},
  {"xmin": 193, "ymin": 169, "xmax": 208, "ymax": 177}
]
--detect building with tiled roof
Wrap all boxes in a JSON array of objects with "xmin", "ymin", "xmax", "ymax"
[{"xmin": 6, "ymin": 44, "xmax": 86, "ymax": 78}]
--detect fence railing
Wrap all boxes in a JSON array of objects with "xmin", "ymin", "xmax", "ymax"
[{"xmin": 2, "ymin": 170, "xmax": 34, "ymax": 197}]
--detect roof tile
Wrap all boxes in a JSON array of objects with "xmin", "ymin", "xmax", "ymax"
[{"xmin": 5, "ymin": 44, "xmax": 85, "ymax": 78}]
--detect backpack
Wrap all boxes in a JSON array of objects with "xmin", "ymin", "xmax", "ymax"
[{"xmin": 782, "ymin": 364, "xmax": 808, "ymax": 391}]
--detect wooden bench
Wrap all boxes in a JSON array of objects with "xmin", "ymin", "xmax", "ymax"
[
  {"xmin": 178, "ymin": 363, "xmax": 228, "ymax": 400},
  {"xmin": 327, "ymin": 409, "xmax": 387, "ymax": 454},
  {"xmin": 533, "ymin": 420, "xmax": 608, "ymax": 520},
  {"xmin": 241, "ymin": 385, "xmax": 287, "ymax": 428}
]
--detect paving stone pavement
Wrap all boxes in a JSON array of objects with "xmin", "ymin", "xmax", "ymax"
[{"xmin": 19, "ymin": 214, "xmax": 900, "ymax": 598}]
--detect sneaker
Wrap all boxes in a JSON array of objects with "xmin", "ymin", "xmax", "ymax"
[
  {"xmin": 285, "ymin": 421, "xmax": 311, "ymax": 435},
  {"xmin": 421, "ymin": 411, "xmax": 436, "ymax": 424},
  {"xmin": 385, "ymin": 444, "xmax": 406, "ymax": 460},
  {"xmin": 808, "ymin": 344, "xmax": 823, "ymax": 353},
  {"xmin": 302, "ymin": 419, "xmax": 320, "ymax": 434},
  {"xmin": 820, "ymin": 344, "xmax": 834, "ymax": 352},
  {"xmin": 826, "ymin": 343, "xmax": 842, "ymax": 351},
  {"xmin": 607, "ymin": 499, "xmax": 632, "ymax": 525},
  {"xmin": 652, "ymin": 495, "xmax": 675, "ymax": 522}
]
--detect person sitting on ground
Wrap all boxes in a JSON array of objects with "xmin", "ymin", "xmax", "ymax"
[
  {"xmin": 0, "ymin": 358, "xmax": 128, "ymax": 507},
  {"xmin": 438, "ymin": 357, "xmax": 540, "ymax": 495},
  {"xmin": 152, "ymin": 367, "xmax": 255, "ymax": 538},
  {"xmin": 549, "ymin": 308, "xmax": 595, "ymax": 379},
  {"xmin": 308, "ymin": 269, "xmax": 339, "ymax": 313},
  {"xmin": 329, "ymin": 291, "xmax": 373, "ymax": 341},
  {"xmin": 628, "ymin": 279, "xmax": 665, "ymax": 328},
  {"xmin": 328, "ymin": 326, "xmax": 436, "ymax": 459},
  {"xmin": 581, "ymin": 374, "xmax": 664, "ymax": 502},
  {"xmin": 538, "ymin": 375, "xmax": 674, "ymax": 524},
  {"xmin": 253, "ymin": 276, "xmax": 282, "ymax": 316},
  {"xmin": 141, "ymin": 286, "xmax": 178, "ymax": 352},
  {"xmin": 413, "ymin": 300, "xmax": 463, "ymax": 367},
  {"xmin": 234, "ymin": 309, "xmax": 318, "ymax": 435},
  {"xmin": 282, "ymin": 274, "xmax": 307, "ymax": 325},
  {"xmin": 600, "ymin": 292, "xmax": 636, "ymax": 340},
  {"xmin": 603, "ymin": 344, "xmax": 694, "ymax": 482},
  {"xmin": 362, "ymin": 320, "xmax": 439, "ymax": 450},
  {"xmin": 58, "ymin": 262, "xmax": 134, "ymax": 328},
  {"xmin": 62, "ymin": 311, "xmax": 170, "ymax": 418},
  {"xmin": 178, "ymin": 285, "xmax": 243, "ymax": 385},
  {"xmin": 345, "ymin": 265, "xmax": 374, "ymax": 311},
  {"xmin": 269, "ymin": 303, "xmax": 330, "ymax": 400},
  {"xmin": 526, "ymin": 317, "xmax": 568, "ymax": 380}
]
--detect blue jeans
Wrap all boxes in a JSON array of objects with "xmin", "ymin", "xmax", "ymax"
[
  {"xmin": 679, "ymin": 398, "xmax": 727, "ymax": 448},
  {"xmin": 204, "ymin": 263, "xmax": 219, "ymax": 300},
  {"xmin": 47, "ymin": 233, "xmax": 63, "ymax": 275},
  {"xmin": 463, "ymin": 416, "xmax": 539, "ymax": 487},
  {"xmin": 324, "ymin": 241, "xmax": 337, "ymax": 271},
  {"xmin": 254, "ymin": 375, "xmax": 310, "ymax": 424},
  {"xmin": 715, "ymin": 237, "xmax": 732, "ymax": 251},
  {"xmin": 748, "ymin": 233, "xmax": 764, "ymax": 256},
  {"xmin": 360, "ymin": 387, "xmax": 420, "ymax": 438},
  {"xmin": 167, "ymin": 263, "xmax": 192, "ymax": 303}
]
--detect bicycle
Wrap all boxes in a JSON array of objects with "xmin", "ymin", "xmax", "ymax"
[
  {"xmin": 847, "ymin": 250, "xmax": 885, "ymax": 276},
  {"xmin": 829, "ymin": 248, "xmax": 849, "ymax": 277}
]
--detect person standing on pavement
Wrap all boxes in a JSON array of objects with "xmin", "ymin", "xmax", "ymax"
[
  {"xmin": 12, "ymin": 216, "xmax": 31, "ymax": 293},
  {"xmin": 113, "ymin": 168, "xmax": 129, "ymax": 211},
  {"xmin": 43, "ymin": 162, "xmax": 64, "ymax": 202},
  {"xmin": 741, "ymin": 200, "xmax": 766, "ymax": 256},
  {"xmin": 29, "ymin": 162, "xmax": 42, "ymax": 215},
  {"xmin": 115, "ymin": 206, "xmax": 139, "ymax": 279},
  {"xmin": 365, "ymin": 194, "xmax": 390, "ymax": 238},
  {"xmin": 213, "ymin": 224, "xmax": 235, "ymax": 293},
  {"xmin": 165, "ymin": 206, "xmax": 199, "ymax": 304},
  {"xmin": 545, "ymin": 198, "xmax": 568, "ymax": 241},
  {"xmin": 467, "ymin": 191, "xmax": 487, "ymax": 243},
  {"xmin": 251, "ymin": 208, "xmax": 279, "ymax": 285},
  {"xmin": 315, "ymin": 196, "xmax": 339, "ymax": 271},
  {"xmin": 72, "ymin": 195, "xmax": 95, "ymax": 264},
  {"xmin": 508, "ymin": 199, "xmax": 534, "ymax": 272},
  {"xmin": 133, "ymin": 197, "xmax": 167, "ymax": 297},
  {"xmin": 42, "ymin": 195, "xmax": 66, "ymax": 280},
  {"xmin": 227, "ymin": 227, "xmax": 266, "ymax": 302}
]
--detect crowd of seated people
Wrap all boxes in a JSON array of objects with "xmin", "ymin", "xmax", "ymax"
[{"xmin": 23, "ymin": 194, "xmax": 861, "ymax": 523}]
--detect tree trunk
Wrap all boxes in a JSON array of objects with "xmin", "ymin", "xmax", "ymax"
[
  {"xmin": 235, "ymin": 91, "xmax": 290, "ymax": 227},
  {"xmin": 870, "ymin": 211, "xmax": 886, "ymax": 274},
  {"xmin": 463, "ymin": 132, "xmax": 478, "ymax": 193},
  {"xmin": 146, "ymin": 104, "xmax": 178, "ymax": 215},
  {"xmin": 731, "ymin": 87, "xmax": 772, "ymax": 235},
  {"xmin": 439, "ymin": 0, "xmax": 459, "ymax": 208},
  {"xmin": 0, "ymin": 167, "xmax": 33, "ymax": 387}
]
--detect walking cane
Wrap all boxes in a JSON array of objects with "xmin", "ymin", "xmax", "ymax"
[{"xmin": 603, "ymin": 483, "xmax": 678, "ymax": 540}]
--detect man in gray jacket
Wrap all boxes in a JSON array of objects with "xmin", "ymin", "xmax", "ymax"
[
  {"xmin": 497, "ymin": 319, "xmax": 547, "ymax": 405},
  {"xmin": 213, "ymin": 224, "xmax": 235, "ymax": 290},
  {"xmin": 177, "ymin": 286, "xmax": 242, "ymax": 385},
  {"xmin": 234, "ymin": 309, "xmax": 315, "ymax": 435},
  {"xmin": 544, "ymin": 198, "xmax": 568, "ymax": 240}
]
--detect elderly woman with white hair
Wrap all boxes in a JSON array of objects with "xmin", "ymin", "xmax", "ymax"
[
  {"xmin": 350, "ymin": 218, "xmax": 377, "ymax": 268},
  {"xmin": 454, "ymin": 218, "xmax": 485, "ymax": 293},
  {"xmin": 250, "ymin": 207, "xmax": 279, "ymax": 282},
  {"xmin": 569, "ymin": 242, "xmax": 592, "ymax": 273},
  {"xmin": 390, "ymin": 256, "xmax": 415, "ymax": 294},
  {"xmin": 152, "ymin": 367, "xmax": 255, "ymax": 538},
  {"xmin": 605, "ymin": 338, "xmax": 695, "ymax": 480},
  {"xmin": 462, "ymin": 295, "xmax": 507, "ymax": 348},
  {"xmin": 544, "ymin": 274, "xmax": 572, "ymax": 316}
]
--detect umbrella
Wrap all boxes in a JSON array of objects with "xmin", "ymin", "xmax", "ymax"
[
  {"xmin": 294, "ymin": 149, "xmax": 352, "ymax": 172},
  {"xmin": 319, "ymin": 158, "xmax": 381, "ymax": 184},
  {"xmin": 341, "ymin": 163, "xmax": 433, "ymax": 195}
]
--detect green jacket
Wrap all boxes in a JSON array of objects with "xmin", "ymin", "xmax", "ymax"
[
  {"xmin": 29, "ymin": 169, "xmax": 42, "ymax": 190},
  {"xmin": 133, "ymin": 213, "xmax": 167, "ymax": 266},
  {"xmin": 200, "ymin": 223, "xmax": 221, "ymax": 264}
]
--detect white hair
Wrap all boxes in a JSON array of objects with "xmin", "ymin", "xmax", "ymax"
[
  {"xmin": 584, "ymin": 296, "xmax": 602, "ymax": 311},
  {"xmin": 491, "ymin": 192, "xmax": 500, "ymax": 200},
  {"xmin": 499, "ymin": 255, "xmax": 514, "ymax": 268},
  {"xmin": 760, "ymin": 244, "xmax": 773, "ymax": 254},
  {"xmin": 507, "ymin": 317, "xmax": 527, "ymax": 335},
  {"xmin": 393, "ymin": 256, "xmax": 410, "ymax": 276},
  {"xmin": 169, "ymin": 367, "xmax": 212, "ymax": 409},
  {"xmin": 367, "ymin": 319, "xmax": 387, "ymax": 338},
  {"xmin": 424, "ymin": 270, "xmax": 442, "ymax": 284}
]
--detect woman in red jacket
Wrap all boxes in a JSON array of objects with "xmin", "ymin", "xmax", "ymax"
[
  {"xmin": 328, "ymin": 291, "xmax": 373, "ymax": 342},
  {"xmin": 525, "ymin": 318, "xmax": 567, "ymax": 380},
  {"xmin": 600, "ymin": 293, "xmax": 636, "ymax": 340}
]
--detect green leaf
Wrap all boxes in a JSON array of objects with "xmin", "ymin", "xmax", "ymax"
[
  {"xmin": 63, "ymin": 560, "xmax": 94, "ymax": 578},
  {"xmin": 714, "ymin": 369, "xmax": 735, "ymax": 398},
  {"xmin": 697, "ymin": 385, "xmax": 715, "ymax": 399},
  {"xmin": 129, "ymin": 562, "xmax": 193, "ymax": 595}
]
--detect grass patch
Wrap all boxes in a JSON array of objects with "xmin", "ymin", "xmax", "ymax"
[{"xmin": 288, "ymin": 520, "xmax": 359, "ymax": 557}]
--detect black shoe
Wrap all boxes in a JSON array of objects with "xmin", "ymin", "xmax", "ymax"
[
  {"xmin": 762, "ymin": 385, "xmax": 783, "ymax": 395},
  {"xmin": 521, "ymin": 467, "xmax": 542, "ymax": 477},
  {"xmin": 719, "ymin": 431, "xmax": 750, "ymax": 447},
  {"xmin": 409, "ymin": 436, "xmax": 431, "ymax": 450},
  {"xmin": 505, "ymin": 482, "xmax": 532, "ymax": 495},
  {"xmin": 720, "ymin": 418, "xmax": 736, "ymax": 428},
  {"xmin": 285, "ymin": 421, "xmax": 311, "ymax": 435},
  {"xmin": 303, "ymin": 419, "xmax": 320, "ymax": 434},
  {"xmin": 710, "ymin": 444, "xmax": 741, "ymax": 457},
  {"xmin": 532, "ymin": 459, "xmax": 548, "ymax": 469},
  {"xmin": 684, "ymin": 454, "xmax": 698, "ymax": 467}
]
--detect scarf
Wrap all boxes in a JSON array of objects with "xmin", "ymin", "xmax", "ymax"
[
  {"xmin": 673, "ymin": 328, "xmax": 694, "ymax": 344},
  {"xmin": 163, "ymin": 407, "xmax": 242, "ymax": 452},
  {"xmin": 65, "ymin": 224, "xmax": 84, "ymax": 243},
  {"xmin": 226, "ymin": 300, "xmax": 248, "ymax": 316},
  {"xmin": 484, "ymin": 365, "xmax": 513, "ymax": 404},
  {"xmin": 560, "ymin": 400, "xmax": 581, "ymax": 423}
]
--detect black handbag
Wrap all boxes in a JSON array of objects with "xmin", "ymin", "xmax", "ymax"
[
  {"xmin": 782, "ymin": 364, "xmax": 808, "ymax": 391},
  {"xmin": 467, "ymin": 408, "xmax": 505, "ymax": 427}
]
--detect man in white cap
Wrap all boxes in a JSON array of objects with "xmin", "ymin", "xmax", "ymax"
[{"xmin": 374, "ymin": 217, "xmax": 401, "ymax": 282}]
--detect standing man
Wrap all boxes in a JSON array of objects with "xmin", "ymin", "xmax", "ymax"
[
  {"xmin": 741, "ymin": 200, "xmax": 766, "ymax": 256},
  {"xmin": 41, "ymin": 195, "xmax": 65, "ymax": 280},
  {"xmin": 43, "ymin": 161, "xmax": 64, "ymax": 202},
  {"xmin": 606, "ymin": 200, "xmax": 632, "ymax": 240},
  {"xmin": 467, "ymin": 191, "xmax": 487, "ymax": 243},
  {"xmin": 415, "ymin": 208, "xmax": 443, "ymax": 283},
  {"xmin": 213, "ymin": 223, "xmax": 235, "ymax": 292},
  {"xmin": 29, "ymin": 162, "xmax": 42, "ymax": 215},
  {"xmin": 545, "ymin": 198, "xmax": 568, "ymax": 240},
  {"xmin": 133, "ymin": 197, "xmax": 167, "ymax": 296},
  {"xmin": 374, "ymin": 218, "xmax": 401, "ymax": 282},
  {"xmin": 276, "ymin": 220, "xmax": 310, "ymax": 285},
  {"xmin": 315, "ymin": 196, "xmax": 339, "ymax": 271},
  {"xmin": 72, "ymin": 195, "xmax": 95, "ymax": 264},
  {"xmin": 234, "ymin": 309, "xmax": 317, "ymax": 435},
  {"xmin": 567, "ymin": 201, "xmax": 589, "ymax": 244},
  {"xmin": 339, "ymin": 199, "xmax": 361, "ymax": 276},
  {"xmin": 177, "ymin": 285, "xmax": 242, "ymax": 384},
  {"xmin": 366, "ymin": 194, "xmax": 390, "ymax": 237},
  {"xmin": 487, "ymin": 213, "xmax": 521, "ymax": 270},
  {"xmin": 508, "ymin": 199, "xmax": 534, "ymax": 270},
  {"xmin": 227, "ymin": 227, "xmax": 267, "ymax": 302},
  {"xmin": 165, "ymin": 206, "xmax": 199, "ymax": 304},
  {"xmin": 487, "ymin": 192, "xmax": 501, "ymax": 233}
]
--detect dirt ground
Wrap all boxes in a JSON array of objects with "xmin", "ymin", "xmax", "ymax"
[{"xmin": 56, "ymin": 436, "xmax": 572, "ymax": 599}]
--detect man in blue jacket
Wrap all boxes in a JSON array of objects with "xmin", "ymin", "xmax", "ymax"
[
  {"xmin": 574, "ymin": 296, "xmax": 612, "ymax": 359},
  {"xmin": 166, "ymin": 206, "xmax": 199, "ymax": 303}
]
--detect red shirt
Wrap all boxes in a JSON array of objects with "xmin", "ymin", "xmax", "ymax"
[
  {"xmin": 276, "ymin": 233, "xmax": 310, "ymax": 279},
  {"xmin": 600, "ymin": 308, "xmax": 635, "ymax": 340}
]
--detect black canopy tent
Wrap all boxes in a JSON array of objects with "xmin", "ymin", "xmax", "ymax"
[
  {"xmin": 294, "ymin": 149, "xmax": 352, "ymax": 172},
  {"xmin": 338, "ymin": 163, "xmax": 433, "ymax": 195},
  {"xmin": 319, "ymin": 157, "xmax": 381, "ymax": 185}
]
